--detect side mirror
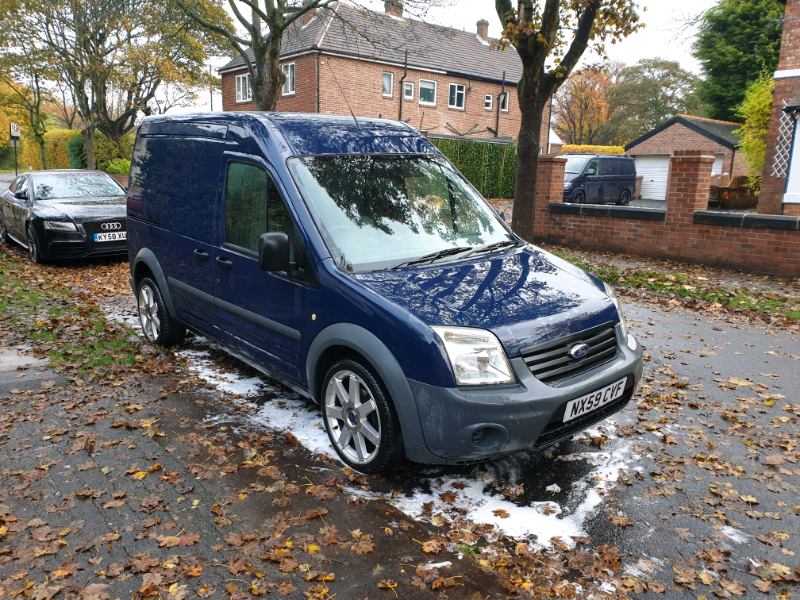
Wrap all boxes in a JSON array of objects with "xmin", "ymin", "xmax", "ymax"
[
  {"xmin": 585, "ymin": 167, "xmax": 597, "ymax": 177},
  {"xmin": 14, "ymin": 190, "xmax": 27, "ymax": 200},
  {"xmin": 259, "ymin": 232, "xmax": 291, "ymax": 272}
]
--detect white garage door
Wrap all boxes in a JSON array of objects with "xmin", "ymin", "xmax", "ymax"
[
  {"xmin": 712, "ymin": 153, "xmax": 724, "ymax": 175},
  {"xmin": 635, "ymin": 155, "xmax": 670, "ymax": 201}
]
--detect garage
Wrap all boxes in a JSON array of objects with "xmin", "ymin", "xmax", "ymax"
[
  {"xmin": 635, "ymin": 155, "xmax": 671, "ymax": 201},
  {"xmin": 625, "ymin": 115, "xmax": 745, "ymax": 201}
]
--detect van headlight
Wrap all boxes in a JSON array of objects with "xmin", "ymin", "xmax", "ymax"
[
  {"xmin": 432, "ymin": 327, "xmax": 515, "ymax": 386},
  {"xmin": 564, "ymin": 182, "xmax": 573, "ymax": 189},
  {"xmin": 604, "ymin": 282, "xmax": 627, "ymax": 338},
  {"xmin": 43, "ymin": 220, "xmax": 77, "ymax": 232}
]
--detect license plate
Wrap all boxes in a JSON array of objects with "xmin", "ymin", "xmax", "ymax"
[
  {"xmin": 563, "ymin": 377, "xmax": 627, "ymax": 423},
  {"xmin": 93, "ymin": 232, "xmax": 127, "ymax": 242}
]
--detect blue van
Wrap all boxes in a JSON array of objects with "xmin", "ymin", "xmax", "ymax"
[
  {"xmin": 563, "ymin": 154, "xmax": 637, "ymax": 205},
  {"xmin": 126, "ymin": 113, "xmax": 643, "ymax": 473}
]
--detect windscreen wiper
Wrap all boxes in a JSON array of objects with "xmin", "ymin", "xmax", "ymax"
[
  {"xmin": 462, "ymin": 239, "xmax": 521, "ymax": 259},
  {"xmin": 387, "ymin": 246, "xmax": 474, "ymax": 270}
]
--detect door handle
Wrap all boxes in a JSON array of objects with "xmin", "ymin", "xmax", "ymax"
[
  {"xmin": 194, "ymin": 249, "xmax": 209, "ymax": 262},
  {"xmin": 216, "ymin": 256, "xmax": 233, "ymax": 270}
]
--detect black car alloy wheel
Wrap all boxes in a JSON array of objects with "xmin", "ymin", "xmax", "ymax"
[
  {"xmin": 572, "ymin": 190, "xmax": 586, "ymax": 204},
  {"xmin": 617, "ymin": 189, "xmax": 632, "ymax": 206},
  {"xmin": 0, "ymin": 217, "xmax": 7, "ymax": 244},
  {"xmin": 27, "ymin": 226, "xmax": 42, "ymax": 263}
]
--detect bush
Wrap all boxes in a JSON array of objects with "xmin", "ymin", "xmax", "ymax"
[
  {"xmin": 106, "ymin": 158, "xmax": 131, "ymax": 174},
  {"xmin": 736, "ymin": 72, "xmax": 773, "ymax": 188},
  {"xmin": 94, "ymin": 134, "xmax": 135, "ymax": 172},
  {"xmin": 429, "ymin": 136, "xmax": 517, "ymax": 200},
  {"xmin": 561, "ymin": 144, "xmax": 626, "ymax": 155},
  {"xmin": 67, "ymin": 133, "xmax": 87, "ymax": 169}
]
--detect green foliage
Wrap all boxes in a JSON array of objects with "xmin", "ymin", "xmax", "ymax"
[
  {"xmin": 693, "ymin": 0, "xmax": 783, "ymax": 122},
  {"xmin": 93, "ymin": 135, "xmax": 135, "ymax": 172},
  {"xmin": 21, "ymin": 129, "xmax": 77, "ymax": 170},
  {"xmin": 66, "ymin": 133, "xmax": 86, "ymax": 169},
  {"xmin": 105, "ymin": 158, "xmax": 130, "ymax": 175},
  {"xmin": 735, "ymin": 72, "xmax": 773, "ymax": 186},
  {"xmin": 430, "ymin": 137, "xmax": 517, "ymax": 200},
  {"xmin": 599, "ymin": 58, "xmax": 705, "ymax": 145}
]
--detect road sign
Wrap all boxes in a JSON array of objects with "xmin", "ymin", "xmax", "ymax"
[
  {"xmin": 10, "ymin": 139, "xmax": 19, "ymax": 148},
  {"xmin": 9, "ymin": 123, "xmax": 20, "ymax": 139}
]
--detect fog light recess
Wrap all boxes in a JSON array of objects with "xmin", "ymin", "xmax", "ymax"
[{"xmin": 459, "ymin": 424, "xmax": 508, "ymax": 450}]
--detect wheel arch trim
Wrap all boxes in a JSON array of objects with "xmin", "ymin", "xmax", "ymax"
[{"xmin": 131, "ymin": 248, "xmax": 177, "ymax": 319}]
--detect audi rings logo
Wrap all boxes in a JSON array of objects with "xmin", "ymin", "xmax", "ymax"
[{"xmin": 101, "ymin": 222, "xmax": 122, "ymax": 231}]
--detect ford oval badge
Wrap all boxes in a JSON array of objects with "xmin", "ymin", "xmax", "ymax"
[{"xmin": 569, "ymin": 343, "xmax": 590, "ymax": 359}]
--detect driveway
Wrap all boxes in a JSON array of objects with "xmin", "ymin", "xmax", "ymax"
[{"xmin": 1, "ymin": 246, "xmax": 798, "ymax": 598}]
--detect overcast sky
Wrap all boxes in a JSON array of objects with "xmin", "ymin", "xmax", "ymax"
[{"xmin": 190, "ymin": 0, "xmax": 718, "ymax": 112}]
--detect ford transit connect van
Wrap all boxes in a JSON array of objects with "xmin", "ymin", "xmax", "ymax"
[
  {"xmin": 563, "ymin": 154, "xmax": 637, "ymax": 205},
  {"xmin": 126, "ymin": 113, "xmax": 643, "ymax": 473}
]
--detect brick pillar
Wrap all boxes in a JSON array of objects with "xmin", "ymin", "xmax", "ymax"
[
  {"xmin": 758, "ymin": 0, "xmax": 796, "ymax": 214},
  {"xmin": 665, "ymin": 150, "xmax": 714, "ymax": 228},
  {"xmin": 532, "ymin": 157, "xmax": 566, "ymax": 239}
]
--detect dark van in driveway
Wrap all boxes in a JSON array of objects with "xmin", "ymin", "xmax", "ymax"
[
  {"xmin": 127, "ymin": 113, "xmax": 643, "ymax": 473},
  {"xmin": 563, "ymin": 154, "xmax": 637, "ymax": 205}
]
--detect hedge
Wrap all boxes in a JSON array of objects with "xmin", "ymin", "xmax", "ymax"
[
  {"xmin": 429, "ymin": 136, "xmax": 517, "ymax": 200},
  {"xmin": 22, "ymin": 130, "xmax": 136, "ymax": 172},
  {"xmin": 561, "ymin": 144, "xmax": 626, "ymax": 155}
]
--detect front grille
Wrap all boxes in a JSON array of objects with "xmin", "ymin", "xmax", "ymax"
[
  {"xmin": 83, "ymin": 219, "xmax": 126, "ymax": 236},
  {"xmin": 48, "ymin": 243, "xmax": 86, "ymax": 258},
  {"xmin": 534, "ymin": 383, "xmax": 632, "ymax": 447},
  {"xmin": 520, "ymin": 322, "xmax": 618, "ymax": 385}
]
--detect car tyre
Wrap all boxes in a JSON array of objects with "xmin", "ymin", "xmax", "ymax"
[
  {"xmin": 137, "ymin": 277, "xmax": 186, "ymax": 346},
  {"xmin": 321, "ymin": 358, "xmax": 404, "ymax": 474},
  {"xmin": 616, "ymin": 189, "xmax": 632, "ymax": 206},
  {"xmin": 572, "ymin": 190, "xmax": 586, "ymax": 204},
  {"xmin": 0, "ymin": 217, "xmax": 7, "ymax": 244},
  {"xmin": 26, "ymin": 225, "xmax": 43, "ymax": 263}
]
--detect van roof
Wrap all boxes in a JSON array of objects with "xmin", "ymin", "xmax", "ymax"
[{"xmin": 138, "ymin": 112, "xmax": 437, "ymax": 157}]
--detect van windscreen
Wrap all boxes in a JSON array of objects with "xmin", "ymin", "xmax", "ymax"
[
  {"xmin": 564, "ymin": 157, "xmax": 588, "ymax": 174},
  {"xmin": 288, "ymin": 155, "xmax": 513, "ymax": 272}
]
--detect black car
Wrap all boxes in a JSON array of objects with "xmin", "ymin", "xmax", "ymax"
[{"xmin": 0, "ymin": 170, "xmax": 128, "ymax": 262}]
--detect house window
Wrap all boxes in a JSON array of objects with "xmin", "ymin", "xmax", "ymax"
[
  {"xmin": 282, "ymin": 63, "xmax": 295, "ymax": 96},
  {"xmin": 448, "ymin": 84, "xmax": 465, "ymax": 109},
  {"xmin": 235, "ymin": 74, "xmax": 251, "ymax": 103},
  {"xmin": 484, "ymin": 94, "xmax": 493, "ymax": 110},
  {"xmin": 382, "ymin": 72, "xmax": 394, "ymax": 97},
  {"xmin": 404, "ymin": 82, "xmax": 414, "ymax": 100},
  {"xmin": 419, "ymin": 79, "xmax": 436, "ymax": 106},
  {"xmin": 499, "ymin": 91, "xmax": 509, "ymax": 112}
]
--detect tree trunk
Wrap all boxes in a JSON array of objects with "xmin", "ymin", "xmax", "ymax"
[
  {"xmin": 83, "ymin": 128, "xmax": 96, "ymax": 170},
  {"xmin": 511, "ymin": 67, "xmax": 547, "ymax": 242},
  {"xmin": 37, "ymin": 138, "xmax": 47, "ymax": 171},
  {"xmin": 252, "ymin": 30, "xmax": 284, "ymax": 111}
]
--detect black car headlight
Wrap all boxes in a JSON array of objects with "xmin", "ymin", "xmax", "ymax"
[{"xmin": 43, "ymin": 220, "xmax": 77, "ymax": 232}]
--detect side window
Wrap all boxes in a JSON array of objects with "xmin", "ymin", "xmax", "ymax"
[
  {"xmin": 600, "ymin": 159, "xmax": 612, "ymax": 176},
  {"xmin": 587, "ymin": 160, "xmax": 599, "ymax": 175},
  {"xmin": 225, "ymin": 162, "xmax": 267, "ymax": 253},
  {"xmin": 9, "ymin": 177, "xmax": 20, "ymax": 193},
  {"xmin": 16, "ymin": 177, "xmax": 28, "ymax": 197},
  {"xmin": 267, "ymin": 181, "xmax": 315, "ymax": 282}
]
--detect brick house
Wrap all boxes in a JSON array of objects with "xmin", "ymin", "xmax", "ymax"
[
  {"xmin": 762, "ymin": 0, "xmax": 800, "ymax": 216},
  {"xmin": 624, "ymin": 115, "xmax": 746, "ymax": 201},
  {"xmin": 219, "ymin": 1, "xmax": 551, "ymax": 147}
]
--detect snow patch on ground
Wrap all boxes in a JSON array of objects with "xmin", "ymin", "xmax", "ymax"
[
  {"xmin": 99, "ymin": 315, "xmax": 632, "ymax": 551},
  {"xmin": 721, "ymin": 525, "xmax": 750, "ymax": 544}
]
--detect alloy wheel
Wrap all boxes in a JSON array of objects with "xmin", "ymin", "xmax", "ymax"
[
  {"xmin": 0, "ymin": 218, "xmax": 6, "ymax": 243},
  {"xmin": 617, "ymin": 190, "xmax": 631, "ymax": 206},
  {"xmin": 138, "ymin": 284, "xmax": 161, "ymax": 342},
  {"xmin": 573, "ymin": 190, "xmax": 586, "ymax": 204},
  {"xmin": 324, "ymin": 370, "xmax": 382, "ymax": 465},
  {"xmin": 27, "ymin": 228, "xmax": 38, "ymax": 262}
]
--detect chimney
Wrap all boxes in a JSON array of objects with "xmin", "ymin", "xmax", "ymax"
[
  {"xmin": 476, "ymin": 19, "xmax": 489, "ymax": 42},
  {"xmin": 302, "ymin": 0, "xmax": 316, "ymax": 24},
  {"xmin": 384, "ymin": 0, "xmax": 403, "ymax": 18}
]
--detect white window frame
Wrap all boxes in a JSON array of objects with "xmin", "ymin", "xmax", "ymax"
[
  {"xmin": 382, "ymin": 72, "xmax": 394, "ymax": 98},
  {"xmin": 235, "ymin": 73, "xmax": 252, "ymax": 103},
  {"xmin": 484, "ymin": 94, "xmax": 493, "ymax": 111},
  {"xmin": 448, "ymin": 83, "xmax": 465, "ymax": 110},
  {"xmin": 419, "ymin": 79, "xmax": 437, "ymax": 106},
  {"xmin": 404, "ymin": 82, "xmax": 414, "ymax": 100},
  {"xmin": 281, "ymin": 63, "xmax": 295, "ymax": 96},
  {"xmin": 499, "ymin": 91, "xmax": 509, "ymax": 112}
]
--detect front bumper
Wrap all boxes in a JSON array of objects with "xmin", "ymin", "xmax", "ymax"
[
  {"xmin": 408, "ymin": 326, "xmax": 643, "ymax": 464},
  {"xmin": 37, "ymin": 223, "xmax": 127, "ymax": 260}
]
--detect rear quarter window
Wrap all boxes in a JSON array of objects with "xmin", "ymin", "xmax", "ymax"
[{"xmin": 130, "ymin": 136, "xmax": 224, "ymax": 243}]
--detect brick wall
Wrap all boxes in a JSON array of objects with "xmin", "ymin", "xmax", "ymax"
[
  {"xmin": 222, "ymin": 54, "xmax": 551, "ymax": 147},
  {"xmin": 532, "ymin": 150, "xmax": 800, "ymax": 277},
  {"xmin": 759, "ymin": 0, "xmax": 797, "ymax": 213},
  {"xmin": 627, "ymin": 123, "xmax": 746, "ymax": 177}
]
